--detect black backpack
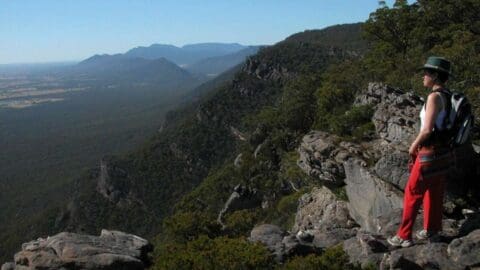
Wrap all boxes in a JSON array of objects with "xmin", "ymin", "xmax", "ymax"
[{"xmin": 436, "ymin": 88, "xmax": 474, "ymax": 147}]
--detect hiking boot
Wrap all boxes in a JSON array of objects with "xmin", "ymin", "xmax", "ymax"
[
  {"xmin": 415, "ymin": 229, "xmax": 438, "ymax": 240},
  {"xmin": 387, "ymin": 235, "xmax": 413, "ymax": 248}
]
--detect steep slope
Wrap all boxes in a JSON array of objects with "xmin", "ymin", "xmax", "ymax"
[
  {"xmin": 0, "ymin": 23, "xmax": 367, "ymax": 264},
  {"xmin": 285, "ymin": 23, "xmax": 367, "ymax": 52},
  {"xmin": 52, "ymin": 23, "xmax": 365, "ymax": 239}
]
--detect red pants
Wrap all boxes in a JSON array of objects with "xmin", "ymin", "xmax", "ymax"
[{"xmin": 397, "ymin": 146, "xmax": 450, "ymax": 240}]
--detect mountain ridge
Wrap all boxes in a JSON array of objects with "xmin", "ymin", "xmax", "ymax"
[{"xmin": 124, "ymin": 42, "xmax": 252, "ymax": 66}]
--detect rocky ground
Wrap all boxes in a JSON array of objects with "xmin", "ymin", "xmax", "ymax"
[
  {"xmin": 1, "ymin": 230, "xmax": 152, "ymax": 270},
  {"xmin": 248, "ymin": 83, "xmax": 480, "ymax": 269}
]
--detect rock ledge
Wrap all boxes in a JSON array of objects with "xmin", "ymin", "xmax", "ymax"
[{"xmin": 1, "ymin": 230, "xmax": 152, "ymax": 270}]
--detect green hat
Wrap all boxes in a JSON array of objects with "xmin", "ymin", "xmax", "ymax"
[{"xmin": 420, "ymin": 56, "xmax": 452, "ymax": 76}]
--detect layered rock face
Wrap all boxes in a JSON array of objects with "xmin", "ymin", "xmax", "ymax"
[
  {"xmin": 1, "ymin": 230, "xmax": 152, "ymax": 270},
  {"xmin": 250, "ymin": 82, "xmax": 480, "ymax": 269}
]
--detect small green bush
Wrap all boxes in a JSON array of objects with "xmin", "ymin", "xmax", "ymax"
[
  {"xmin": 280, "ymin": 245, "xmax": 364, "ymax": 270},
  {"xmin": 224, "ymin": 209, "xmax": 263, "ymax": 236},
  {"xmin": 154, "ymin": 236, "xmax": 274, "ymax": 270},
  {"xmin": 162, "ymin": 212, "xmax": 221, "ymax": 243}
]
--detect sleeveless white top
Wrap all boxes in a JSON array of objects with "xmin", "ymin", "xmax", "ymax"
[{"xmin": 420, "ymin": 92, "xmax": 448, "ymax": 131}]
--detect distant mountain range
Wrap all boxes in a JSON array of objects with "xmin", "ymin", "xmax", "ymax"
[
  {"xmin": 67, "ymin": 43, "xmax": 261, "ymax": 84},
  {"xmin": 75, "ymin": 55, "xmax": 196, "ymax": 88},
  {"xmin": 124, "ymin": 42, "xmax": 251, "ymax": 66}
]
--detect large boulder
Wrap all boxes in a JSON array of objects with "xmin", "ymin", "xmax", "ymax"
[
  {"xmin": 354, "ymin": 82, "xmax": 422, "ymax": 147},
  {"xmin": 374, "ymin": 149, "xmax": 410, "ymax": 190},
  {"xmin": 344, "ymin": 159, "xmax": 404, "ymax": 232},
  {"xmin": 2, "ymin": 230, "xmax": 152, "ymax": 270},
  {"xmin": 343, "ymin": 231, "xmax": 388, "ymax": 268},
  {"xmin": 293, "ymin": 186, "xmax": 356, "ymax": 232},
  {"xmin": 248, "ymin": 224, "xmax": 320, "ymax": 262},
  {"xmin": 354, "ymin": 83, "xmax": 420, "ymax": 190},
  {"xmin": 447, "ymin": 229, "xmax": 480, "ymax": 268},
  {"xmin": 297, "ymin": 131, "xmax": 372, "ymax": 185},
  {"xmin": 380, "ymin": 243, "xmax": 463, "ymax": 270},
  {"xmin": 292, "ymin": 186, "xmax": 358, "ymax": 248}
]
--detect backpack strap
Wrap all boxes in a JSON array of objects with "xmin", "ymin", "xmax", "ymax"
[{"xmin": 433, "ymin": 88, "xmax": 452, "ymax": 130}]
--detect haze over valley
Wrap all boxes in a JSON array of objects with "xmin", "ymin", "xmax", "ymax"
[{"xmin": 0, "ymin": 42, "xmax": 259, "ymax": 261}]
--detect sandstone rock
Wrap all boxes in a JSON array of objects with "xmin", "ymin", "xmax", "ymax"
[
  {"xmin": 242, "ymin": 58, "xmax": 291, "ymax": 82},
  {"xmin": 374, "ymin": 150, "xmax": 410, "ymax": 190},
  {"xmin": 297, "ymin": 131, "xmax": 368, "ymax": 185},
  {"xmin": 292, "ymin": 186, "xmax": 358, "ymax": 249},
  {"xmin": 448, "ymin": 229, "xmax": 480, "ymax": 268},
  {"xmin": 249, "ymin": 224, "xmax": 285, "ymax": 262},
  {"xmin": 343, "ymin": 231, "xmax": 387, "ymax": 268},
  {"xmin": 354, "ymin": 83, "xmax": 421, "ymax": 147},
  {"xmin": 97, "ymin": 156, "xmax": 129, "ymax": 203},
  {"xmin": 381, "ymin": 243, "xmax": 462, "ymax": 270},
  {"xmin": 354, "ymin": 82, "xmax": 404, "ymax": 107},
  {"xmin": 282, "ymin": 234, "xmax": 321, "ymax": 259},
  {"xmin": 293, "ymin": 186, "xmax": 356, "ymax": 233},
  {"xmin": 3, "ymin": 230, "xmax": 152, "ymax": 270},
  {"xmin": 344, "ymin": 159, "xmax": 404, "ymax": 232},
  {"xmin": 310, "ymin": 228, "xmax": 358, "ymax": 248},
  {"xmin": 249, "ymin": 224, "xmax": 320, "ymax": 262}
]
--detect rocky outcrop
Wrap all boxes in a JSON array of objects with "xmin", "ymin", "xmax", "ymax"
[
  {"xmin": 374, "ymin": 149, "xmax": 410, "ymax": 189},
  {"xmin": 217, "ymin": 184, "xmax": 262, "ymax": 228},
  {"xmin": 1, "ymin": 230, "xmax": 152, "ymax": 270},
  {"xmin": 343, "ymin": 231, "xmax": 388, "ymax": 268},
  {"xmin": 293, "ymin": 187, "xmax": 357, "ymax": 248},
  {"xmin": 297, "ymin": 131, "xmax": 373, "ymax": 185},
  {"xmin": 354, "ymin": 83, "xmax": 421, "ymax": 189},
  {"xmin": 248, "ymin": 224, "xmax": 321, "ymax": 262},
  {"xmin": 380, "ymin": 243, "xmax": 463, "ymax": 270},
  {"xmin": 293, "ymin": 186, "xmax": 356, "ymax": 233},
  {"xmin": 344, "ymin": 159, "xmax": 404, "ymax": 233},
  {"xmin": 354, "ymin": 82, "xmax": 422, "ymax": 147},
  {"xmin": 447, "ymin": 229, "xmax": 480, "ymax": 268},
  {"xmin": 242, "ymin": 57, "xmax": 291, "ymax": 82},
  {"xmin": 291, "ymin": 82, "xmax": 480, "ymax": 270},
  {"xmin": 97, "ymin": 156, "xmax": 129, "ymax": 204}
]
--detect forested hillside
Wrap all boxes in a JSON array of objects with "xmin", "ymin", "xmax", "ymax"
[
  {"xmin": 151, "ymin": 1, "xmax": 480, "ymax": 268},
  {"xmin": 2, "ymin": 1, "xmax": 480, "ymax": 268}
]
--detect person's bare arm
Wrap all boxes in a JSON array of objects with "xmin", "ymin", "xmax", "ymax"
[{"xmin": 409, "ymin": 92, "xmax": 442, "ymax": 156}]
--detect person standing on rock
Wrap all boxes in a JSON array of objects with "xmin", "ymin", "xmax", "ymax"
[{"xmin": 388, "ymin": 56, "xmax": 453, "ymax": 247}]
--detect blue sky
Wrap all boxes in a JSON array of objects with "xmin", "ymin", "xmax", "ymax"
[{"xmin": 0, "ymin": 0, "xmax": 403, "ymax": 64}]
